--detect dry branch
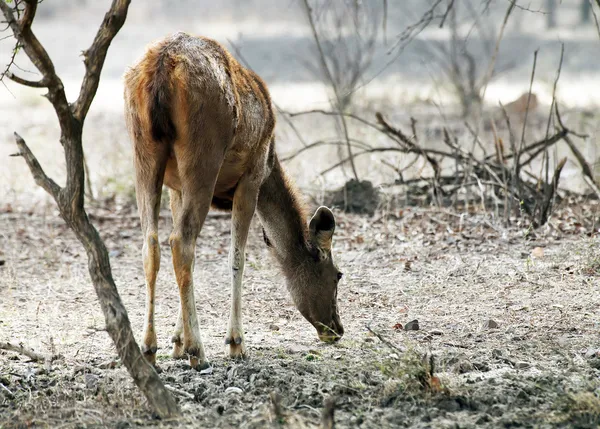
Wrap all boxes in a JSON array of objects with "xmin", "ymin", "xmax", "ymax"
[
  {"xmin": 0, "ymin": 341, "xmax": 49, "ymax": 363},
  {"xmin": 1, "ymin": 0, "xmax": 178, "ymax": 418},
  {"xmin": 286, "ymin": 96, "xmax": 582, "ymax": 227}
]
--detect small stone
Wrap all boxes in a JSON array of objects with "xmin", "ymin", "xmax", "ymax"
[
  {"xmin": 584, "ymin": 349, "xmax": 600, "ymax": 358},
  {"xmin": 199, "ymin": 366, "xmax": 213, "ymax": 375},
  {"xmin": 472, "ymin": 362, "xmax": 490, "ymax": 372},
  {"xmin": 430, "ymin": 329, "xmax": 443, "ymax": 336},
  {"xmin": 455, "ymin": 360, "xmax": 474, "ymax": 374},
  {"xmin": 514, "ymin": 361, "xmax": 530, "ymax": 369},
  {"xmin": 531, "ymin": 247, "xmax": 544, "ymax": 258},
  {"xmin": 588, "ymin": 358, "xmax": 600, "ymax": 370},
  {"xmin": 225, "ymin": 386, "xmax": 243, "ymax": 395},
  {"xmin": 404, "ymin": 320, "xmax": 419, "ymax": 331},
  {"xmin": 484, "ymin": 319, "xmax": 499, "ymax": 329},
  {"xmin": 437, "ymin": 398, "xmax": 460, "ymax": 412},
  {"xmin": 84, "ymin": 373, "xmax": 99, "ymax": 390},
  {"xmin": 491, "ymin": 349, "xmax": 504, "ymax": 358},
  {"xmin": 269, "ymin": 324, "xmax": 280, "ymax": 331}
]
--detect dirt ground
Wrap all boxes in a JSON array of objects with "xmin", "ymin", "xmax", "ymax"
[
  {"xmin": 1, "ymin": 196, "xmax": 600, "ymax": 428},
  {"xmin": 1, "ymin": 3, "xmax": 600, "ymax": 427}
]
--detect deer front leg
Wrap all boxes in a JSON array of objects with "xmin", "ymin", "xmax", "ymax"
[
  {"xmin": 169, "ymin": 186, "xmax": 214, "ymax": 370},
  {"xmin": 226, "ymin": 176, "xmax": 260, "ymax": 358}
]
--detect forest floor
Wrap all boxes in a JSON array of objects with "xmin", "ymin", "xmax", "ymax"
[{"xmin": 1, "ymin": 196, "xmax": 600, "ymax": 428}]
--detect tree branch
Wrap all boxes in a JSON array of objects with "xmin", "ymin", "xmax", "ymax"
[
  {"xmin": 7, "ymin": 72, "xmax": 47, "ymax": 88},
  {"xmin": 12, "ymin": 132, "xmax": 61, "ymax": 198},
  {"xmin": 0, "ymin": 341, "xmax": 49, "ymax": 363},
  {"xmin": 0, "ymin": 0, "xmax": 72, "ymax": 132},
  {"xmin": 301, "ymin": 0, "xmax": 359, "ymax": 181},
  {"xmin": 73, "ymin": 0, "xmax": 131, "ymax": 122}
]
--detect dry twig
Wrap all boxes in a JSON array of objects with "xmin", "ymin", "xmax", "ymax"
[{"xmin": 0, "ymin": 341, "xmax": 48, "ymax": 363}]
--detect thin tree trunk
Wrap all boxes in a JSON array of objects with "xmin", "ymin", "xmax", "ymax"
[{"xmin": 3, "ymin": 0, "xmax": 179, "ymax": 417}]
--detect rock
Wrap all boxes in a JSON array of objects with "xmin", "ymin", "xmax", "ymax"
[
  {"xmin": 225, "ymin": 386, "xmax": 243, "ymax": 395},
  {"xmin": 324, "ymin": 179, "xmax": 380, "ymax": 216},
  {"xmin": 585, "ymin": 348, "xmax": 600, "ymax": 358},
  {"xmin": 430, "ymin": 329, "xmax": 443, "ymax": 336},
  {"xmin": 531, "ymin": 247, "xmax": 544, "ymax": 258},
  {"xmin": 472, "ymin": 361, "xmax": 490, "ymax": 372},
  {"xmin": 455, "ymin": 360, "xmax": 474, "ymax": 374},
  {"xmin": 437, "ymin": 398, "xmax": 460, "ymax": 412},
  {"xmin": 588, "ymin": 358, "xmax": 600, "ymax": 370},
  {"xmin": 484, "ymin": 319, "xmax": 499, "ymax": 329},
  {"xmin": 269, "ymin": 324, "xmax": 280, "ymax": 331},
  {"xmin": 108, "ymin": 249, "xmax": 121, "ymax": 258},
  {"xmin": 404, "ymin": 320, "xmax": 420, "ymax": 331},
  {"xmin": 491, "ymin": 349, "xmax": 504, "ymax": 358},
  {"xmin": 199, "ymin": 366, "xmax": 213, "ymax": 375},
  {"xmin": 84, "ymin": 373, "xmax": 99, "ymax": 390},
  {"xmin": 514, "ymin": 361, "xmax": 530, "ymax": 369}
]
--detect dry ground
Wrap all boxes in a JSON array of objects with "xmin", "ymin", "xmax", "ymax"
[{"xmin": 1, "ymin": 198, "xmax": 600, "ymax": 428}]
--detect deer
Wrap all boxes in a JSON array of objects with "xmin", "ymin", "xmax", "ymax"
[{"xmin": 123, "ymin": 32, "xmax": 344, "ymax": 370}]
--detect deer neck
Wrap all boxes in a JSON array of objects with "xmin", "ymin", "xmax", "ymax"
[{"xmin": 256, "ymin": 154, "xmax": 310, "ymax": 267}]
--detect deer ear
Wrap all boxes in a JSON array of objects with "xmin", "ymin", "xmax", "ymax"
[{"xmin": 309, "ymin": 206, "xmax": 336, "ymax": 252}]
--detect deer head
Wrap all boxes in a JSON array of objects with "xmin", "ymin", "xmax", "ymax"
[{"xmin": 283, "ymin": 206, "xmax": 344, "ymax": 342}]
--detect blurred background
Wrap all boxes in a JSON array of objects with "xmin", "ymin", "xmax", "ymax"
[{"xmin": 1, "ymin": 0, "xmax": 599, "ymax": 213}]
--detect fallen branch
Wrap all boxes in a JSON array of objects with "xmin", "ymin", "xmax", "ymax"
[
  {"xmin": 164, "ymin": 384, "xmax": 195, "ymax": 400},
  {"xmin": 366, "ymin": 325, "xmax": 405, "ymax": 354},
  {"xmin": 0, "ymin": 341, "xmax": 49, "ymax": 363}
]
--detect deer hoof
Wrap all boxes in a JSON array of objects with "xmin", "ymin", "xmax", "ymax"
[
  {"xmin": 225, "ymin": 338, "xmax": 246, "ymax": 359},
  {"xmin": 141, "ymin": 345, "xmax": 157, "ymax": 365},
  {"xmin": 224, "ymin": 336, "xmax": 243, "ymax": 345}
]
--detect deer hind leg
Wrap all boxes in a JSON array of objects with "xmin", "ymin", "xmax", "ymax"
[
  {"xmin": 168, "ymin": 189, "xmax": 186, "ymax": 359},
  {"xmin": 226, "ymin": 171, "xmax": 263, "ymax": 358},
  {"xmin": 134, "ymin": 143, "xmax": 169, "ymax": 366},
  {"xmin": 169, "ymin": 148, "xmax": 224, "ymax": 370}
]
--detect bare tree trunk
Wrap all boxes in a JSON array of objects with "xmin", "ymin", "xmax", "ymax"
[{"xmin": 0, "ymin": 0, "xmax": 178, "ymax": 418}]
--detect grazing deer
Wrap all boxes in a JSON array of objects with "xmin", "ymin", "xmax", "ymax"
[{"xmin": 123, "ymin": 32, "xmax": 344, "ymax": 369}]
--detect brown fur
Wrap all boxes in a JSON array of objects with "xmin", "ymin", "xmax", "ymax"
[{"xmin": 124, "ymin": 32, "xmax": 343, "ymax": 367}]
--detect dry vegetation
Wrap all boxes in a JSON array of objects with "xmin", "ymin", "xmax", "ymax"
[{"xmin": 1, "ymin": 198, "xmax": 600, "ymax": 427}]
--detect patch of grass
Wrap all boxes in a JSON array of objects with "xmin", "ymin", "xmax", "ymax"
[
  {"xmin": 552, "ymin": 391, "xmax": 600, "ymax": 426},
  {"xmin": 377, "ymin": 349, "xmax": 447, "ymax": 405},
  {"xmin": 583, "ymin": 254, "xmax": 600, "ymax": 276},
  {"xmin": 304, "ymin": 353, "xmax": 320, "ymax": 362}
]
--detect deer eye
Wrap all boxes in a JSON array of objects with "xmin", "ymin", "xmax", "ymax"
[{"xmin": 336, "ymin": 272, "xmax": 343, "ymax": 281}]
